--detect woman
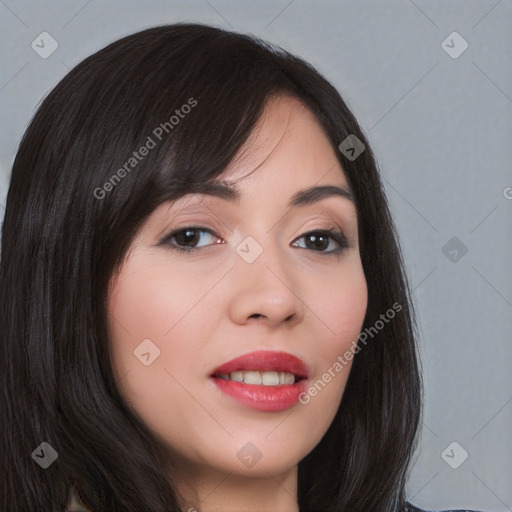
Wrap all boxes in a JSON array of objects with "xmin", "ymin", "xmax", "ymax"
[{"xmin": 0, "ymin": 23, "xmax": 483, "ymax": 512}]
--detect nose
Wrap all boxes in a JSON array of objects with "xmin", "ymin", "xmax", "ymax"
[{"xmin": 227, "ymin": 244, "xmax": 305, "ymax": 329}]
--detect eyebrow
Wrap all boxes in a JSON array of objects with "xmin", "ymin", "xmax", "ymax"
[{"xmin": 183, "ymin": 181, "xmax": 354, "ymax": 207}]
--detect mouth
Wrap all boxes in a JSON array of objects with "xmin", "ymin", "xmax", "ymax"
[{"xmin": 209, "ymin": 350, "xmax": 310, "ymax": 412}]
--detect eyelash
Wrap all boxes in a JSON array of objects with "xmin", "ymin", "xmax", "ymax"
[{"xmin": 159, "ymin": 225, "xmax": 350, "ymax": 256}]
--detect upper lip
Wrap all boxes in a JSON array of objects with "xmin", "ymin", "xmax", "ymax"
[{"xmin": 211, "ymin": 350, "xmax": 310, "ymax": 379}]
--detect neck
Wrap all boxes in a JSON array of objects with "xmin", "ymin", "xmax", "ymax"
[{"xmin": 171, "ymin": 463, "xmax": 299, "ymax": 512}]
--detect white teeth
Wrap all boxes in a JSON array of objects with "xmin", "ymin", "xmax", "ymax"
[
  {"xmin": 217, "ymin": 370, "xmax": 297, "ymax": 386},
  {"xmin": 283, "ymin": 372, "xmax": 295, "ymax": 385},
  {"xmin": 243, "ymin": 371, "xmax": 261, "ymax": 385},
  {"xmin": 230, "ymin": 371, "xmax": 244, "ymax": 382},
  {"xmin": 261, "ymin": 371, "xmax": 279, "ymax": 386}
]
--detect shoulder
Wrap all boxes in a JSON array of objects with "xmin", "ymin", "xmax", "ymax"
[{"xmin": 406, "ymin": 503, "xmax": 485, "ymax": 512}]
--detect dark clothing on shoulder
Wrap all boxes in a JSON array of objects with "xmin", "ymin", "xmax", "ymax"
[{"xmin": 407, "ymin": 502, "xmax": 484, "ymax": 512}]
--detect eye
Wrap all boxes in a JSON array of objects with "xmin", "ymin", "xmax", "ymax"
[
  {"xmin": 292, "ymin": 229, "xmax": 350, "ymax": 255},
  {"xmin": 159, "ymin": 226, "xmax": 224, "ymax": 253}
]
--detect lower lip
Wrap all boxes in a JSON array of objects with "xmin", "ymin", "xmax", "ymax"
[{"xmin": 211, "ymin": 377, "xmax": 306, "ymax": 412}]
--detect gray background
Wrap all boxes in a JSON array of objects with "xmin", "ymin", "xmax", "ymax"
[{"xmin": 1, "ymin": 1, "xmax": 511, "ymax": 511}]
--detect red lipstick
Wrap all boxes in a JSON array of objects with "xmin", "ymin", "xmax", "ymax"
[{"xmin": 210, "ymin": 350, "xmax": 310, "ymax": 412}]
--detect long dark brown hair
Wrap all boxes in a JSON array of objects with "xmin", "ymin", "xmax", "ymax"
[{"xmin": 1, "ymin": 23, "xmax": 422, "ymax": 511}]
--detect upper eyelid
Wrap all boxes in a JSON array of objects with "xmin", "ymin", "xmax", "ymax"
[
  {"xmin": 157, "ymin": 225, "xmax": 220, "ymax": 247},
  {"xmin": 164, "ymin": 207, "xmax": 352, "ymax": 232}
]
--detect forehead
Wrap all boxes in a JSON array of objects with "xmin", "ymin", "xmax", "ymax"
[{"xmin": 217, "ymin": 94, "xmax": 348, "ymax": 188}]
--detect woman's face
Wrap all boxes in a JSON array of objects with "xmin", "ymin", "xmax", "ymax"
[{"xmin": 107, "ymin": 95, "xmax": 367, "ymax": 480}]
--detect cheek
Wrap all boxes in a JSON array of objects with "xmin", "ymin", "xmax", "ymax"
[
  {"xmin": 298, "ymin": 257, "xmax": 367, "ymax": 413},
  {"xmin": 307, "ymin": 256, "xmax": 367, "ymax": 353},
  {"xmin": 106, "ymin": 256, "xmax": 220, "ymax": 416},
  {"xmin": 107, "ymin": 256, "xmax": 210, "ymax": 373}
]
